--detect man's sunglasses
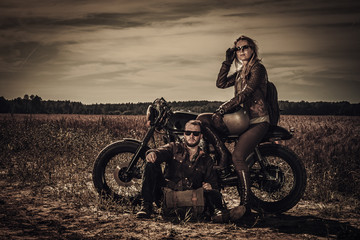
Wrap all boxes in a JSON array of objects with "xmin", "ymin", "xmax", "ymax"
[
  {"xmin": 235, "ymin": 45, "xmax": 251, "ymax": 51},
  {"xmin": 184, "ymin": 131, "xmax": 201, "ymax": 136}
]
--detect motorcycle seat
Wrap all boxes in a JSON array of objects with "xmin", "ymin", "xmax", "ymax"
[
  {"xmin": 224, "ymin": 125, "xmax": 292, "ymax": 142},
  {"xmin": 262, "ymin": 125, "xmax": 292, "ymax": 141}
]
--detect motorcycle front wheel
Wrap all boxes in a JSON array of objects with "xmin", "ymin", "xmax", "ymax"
[
  {"xmin": 92, "ymin": 140, "xmax": 147, "ymax": 202},
  {"xmin": 248, "ymin": 144, "xmax": 307, "ymax": 214}
]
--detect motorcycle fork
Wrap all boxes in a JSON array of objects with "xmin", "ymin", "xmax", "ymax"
[
  {"xmin": 125, "ymin": 126, "xmax": 156, "ymax": 174},
  {"xmin": 253, "ymin": 146, "xmax": 271, "ymax": 178}
]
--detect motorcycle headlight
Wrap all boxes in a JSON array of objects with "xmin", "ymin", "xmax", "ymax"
[{"xmin": 146, "ymin": 104, "xmax": 158, "ymax": 126}]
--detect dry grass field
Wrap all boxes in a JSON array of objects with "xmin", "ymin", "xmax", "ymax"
[{"xmin": 1, "ymin": 114, "xmax": 359, "ymax": 239}]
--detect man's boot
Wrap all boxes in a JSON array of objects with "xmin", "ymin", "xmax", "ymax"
[
  {"xmin": 201, "ymin": 125, "xmax": 231, "ymax": 177},
  {"xmin": 136, "ymin": 202, "xmax": 153, "ymax": 219},
  {"xmin": 212, "ymin": 208, "xmax": 230, "ymax": 223}
]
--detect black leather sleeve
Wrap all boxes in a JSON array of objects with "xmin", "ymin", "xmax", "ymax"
[
  {"xmin": 216, "ymin": 62, "xmax": 237, "ymax": 89},
  {"xmin": 218, "ymin": 63, "xmax": 266, "ymax": 114}
]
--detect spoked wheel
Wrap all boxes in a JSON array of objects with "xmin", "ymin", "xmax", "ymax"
[
  {"xmin": 221, "ymin": 185, "xmax": 241, "ymax": 209},
  {"xmin": 92, "ymin": 140, "xmax": 148, "ymax": 203},
  {"xmin": 248, "ymin": 144, "xmax": 307, "ymax": 214}
]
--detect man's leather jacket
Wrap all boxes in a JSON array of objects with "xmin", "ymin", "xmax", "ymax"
[
  {"xmin": 216, "ymin": 60, "xmax": 269, "ymax": 120},
  {"xmin": 146, "ymin": 142, "xmax": 218, "ymax": 191}
]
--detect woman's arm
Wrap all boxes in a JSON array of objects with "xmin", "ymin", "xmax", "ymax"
[
  {"xmin": 216, "ymin": 48, "xmax": 237, "ymax": 89},
  {"xmin": 216, "ymin": 63, "xmax": 237, "ymax": 89},
  {"xmin": 217, "ymin": 63, "xmax": 266, "ymax": 114}
]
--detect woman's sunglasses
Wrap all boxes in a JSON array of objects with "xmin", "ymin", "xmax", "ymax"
[
  {"xmin": 184, "ymin": 131, "xmax": 201, "ymax": 136},
  {"xmin": 235, "ymin": 45, "xmax": 251, "ymax": 52}
]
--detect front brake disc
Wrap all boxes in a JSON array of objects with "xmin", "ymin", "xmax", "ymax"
[{"xmin": 113, "ymin": 163, "xmax": 133, "ymax": 187}]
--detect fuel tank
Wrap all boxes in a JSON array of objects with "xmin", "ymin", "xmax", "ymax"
[
  {"xmin": 170, "ymin": 109, "xmax": 249, "ymax": 135},
  {"xmin": 223, "ymin": 109, "xmax": 250, "ymax": 135}
]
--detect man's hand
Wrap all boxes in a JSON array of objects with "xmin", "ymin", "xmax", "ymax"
[
  {"xmin": 202, "ymin": 182, "xmax": 212, "ymax": 191},
  {"xmin": 146, "ymin": 152, "xmax": 157, "ymax": 163}
]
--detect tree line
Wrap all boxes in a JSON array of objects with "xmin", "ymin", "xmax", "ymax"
[{"xmin": 0, "ymin": 95, "xmax": 359, "ymax": 116}]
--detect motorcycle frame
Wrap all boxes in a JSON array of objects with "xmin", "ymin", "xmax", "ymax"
[{"xmin": 124, "ymin": 98, "xmax": 280, "ymax": 186}]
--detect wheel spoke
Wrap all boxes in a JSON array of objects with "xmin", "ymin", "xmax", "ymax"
[{"xmin": 104, "ymin": 151, "xmax": 143, "ymax": 198}]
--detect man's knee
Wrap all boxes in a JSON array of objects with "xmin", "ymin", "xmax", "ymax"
[
  {"xmin": 144, "ymin": 162, "xmax": 162, "ymax": 177},
  {"xmin": 145, "ymin": 162, "xmax": 160, "ymax": 170}
]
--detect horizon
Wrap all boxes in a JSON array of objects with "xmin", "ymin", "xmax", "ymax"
[{"xmin": 2, "ymin": 95, "xmax": 359, "ymax": 105}]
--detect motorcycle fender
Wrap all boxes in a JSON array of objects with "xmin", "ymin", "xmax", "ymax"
[
  {"xmin": 122, "ymin": 138, "xmax": 151, "ymax": 154},
  {"xmin": 122, "ymin": 138, "xmax": 143, "ymax": 145}
]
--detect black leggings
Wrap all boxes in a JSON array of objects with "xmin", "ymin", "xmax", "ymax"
[
  {"xmin": 232, "ymin": 122, "xmax": 269, "ymax": 172},
  {"xmin": 196, "ymin": 113, "xmax": 269, "ymax": 171}
]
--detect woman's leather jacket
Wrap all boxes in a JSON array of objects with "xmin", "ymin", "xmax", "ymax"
[{"xmin": 216, "ymin": 60, "xmax": 269, "ymax": 120}]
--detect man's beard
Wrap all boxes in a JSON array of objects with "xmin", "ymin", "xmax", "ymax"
[{"xmin": 184, "ymin": 138, "xmax": 200, "ymax": 147}]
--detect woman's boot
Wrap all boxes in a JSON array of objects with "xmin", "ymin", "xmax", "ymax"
[
  {"xmin": 237, "ymin": 169, "xmax": 250, "ymax": 207},
  {"xmin": 235, "ymin": 169, "xmax": 252, "ymax": 219}
]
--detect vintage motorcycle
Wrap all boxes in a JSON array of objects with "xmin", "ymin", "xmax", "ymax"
[{"xmin": 92, "ymin": 97, "xmax": 306, "ymax": 214}]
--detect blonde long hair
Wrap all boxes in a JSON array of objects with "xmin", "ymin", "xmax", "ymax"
[{"xmin": 234, "ymin": 35, "xmax": 260, "ymax": 79}]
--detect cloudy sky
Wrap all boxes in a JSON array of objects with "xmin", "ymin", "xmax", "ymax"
[{"xmin": 1, "ymin": 0, "xmax": 359, "ymax": 104}]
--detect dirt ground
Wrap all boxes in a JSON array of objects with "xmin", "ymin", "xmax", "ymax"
[{"xmin": 1, "ymin": 180, "xmax": 359, "ymax": 240}]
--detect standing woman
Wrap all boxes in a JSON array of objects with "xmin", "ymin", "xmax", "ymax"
[{"xmin": 197, "ymin": 35, "xmax": 270, "ymax": 214}]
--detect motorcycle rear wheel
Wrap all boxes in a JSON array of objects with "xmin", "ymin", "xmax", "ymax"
[
  {"xmin": 248, "ymin": 144, "xmax": 307, "ymax": 214},
  {"xmin": 92, "ymin": 140, "xmax": 147, "ymax": 202}
]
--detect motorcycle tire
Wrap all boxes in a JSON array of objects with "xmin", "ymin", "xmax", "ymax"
[
  {"xmin": 248, "ymin": 144, "xmax": 307, "ymax": 214},
  {"xmin": 92, "ymin": 140, "xmax": 147, "ymax": 202}
]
